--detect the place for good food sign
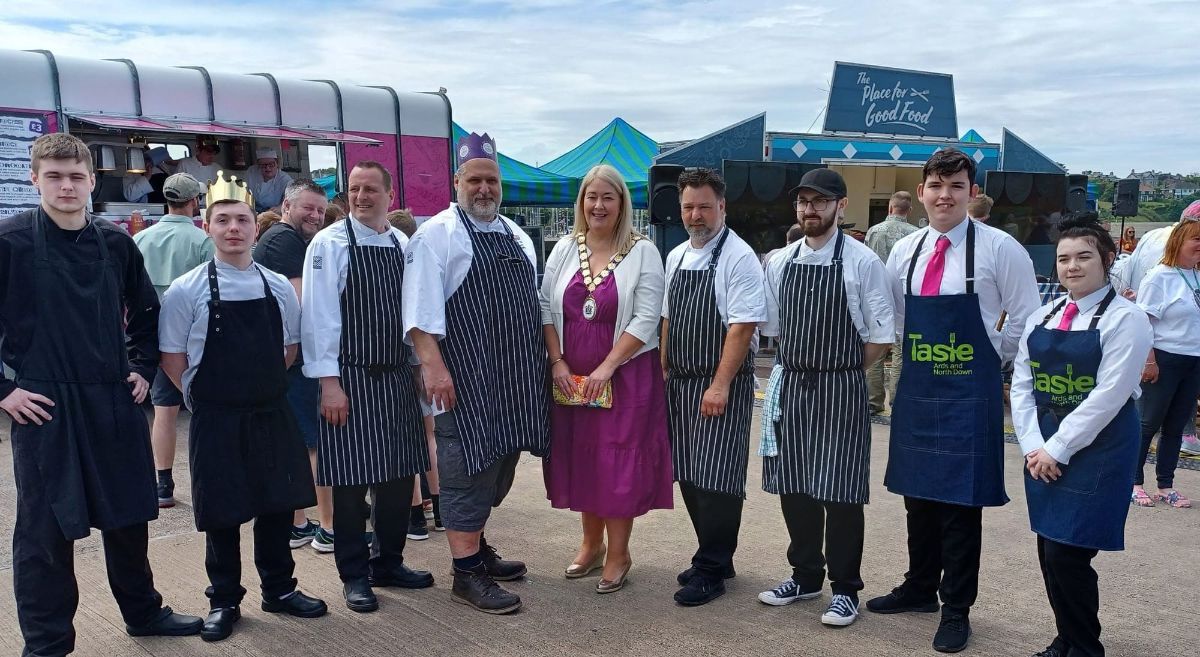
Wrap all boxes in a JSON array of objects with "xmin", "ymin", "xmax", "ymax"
[{"xmin": 822, "ymin": 62, "xmax": 958, "ymax": 139}]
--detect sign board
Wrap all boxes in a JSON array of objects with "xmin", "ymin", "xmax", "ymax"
[
  {"xmin": 0, "ymin": 111, "xmax": 47, "ymax": 219},
  {"xmin": 823, "ymin": 62, "xmax": 958, "ymax": 139}
]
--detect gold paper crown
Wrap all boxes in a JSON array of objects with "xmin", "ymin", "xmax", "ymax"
[{"xmin": 207, "ymin": 170, "xmax": 255, "ymax": 208}]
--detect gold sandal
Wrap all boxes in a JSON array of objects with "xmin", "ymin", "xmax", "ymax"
[{"xmin": 565, "ymin": 545, "xmax": 605, "ymax": 579}]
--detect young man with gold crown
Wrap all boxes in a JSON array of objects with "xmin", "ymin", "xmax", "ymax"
[{"xmin": 160, "ymin": 172, "xmax": 326, "ymax": 641}]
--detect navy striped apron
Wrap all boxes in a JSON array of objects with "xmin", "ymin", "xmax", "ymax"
[
  {"xmin": 316, "ymin": 224, "xmax": 428, "ymax": 487},
  {"xmin": 764, "ymin": 232, "xmax": 872, "ymax": 504},
  {"xmin": 440, "ymin": 209, "xmax": 549, "ymax": 476},
  {"xmin": 666, "ymin": 228, "xmax": 755, "ymax": 498}
]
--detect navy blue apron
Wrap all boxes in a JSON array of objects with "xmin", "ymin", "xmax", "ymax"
[
  {"xmin": 1023, "ymin": 289, "xmax": 1137, "ymax": 551},
  {"xmin": 885, "ymin": 220, "xmax": 1008, "ymax": 507},
  {"xmin": 440, "ymin": 208, "xmax": 549, "ymax": 476},
  {"xmin": 188, "ymin": 261, "xmax": 316, "ymax": 531}
]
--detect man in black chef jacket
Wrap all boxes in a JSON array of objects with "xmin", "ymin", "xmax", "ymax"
[
  {"xmin": 159, "ymin": 177, "xmax": 325, "ymax": 642},
  {"xmin": 0, "ymin": 133, "xmax": 203, "ymax": 656}
]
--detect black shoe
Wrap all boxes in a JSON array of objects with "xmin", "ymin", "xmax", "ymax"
[
  {"xmin": 343, "ymin": 581, "xmax": 379, "ymax": 613},
  {"xmin": 199, "ymin": 607, "xmax": 240, "ymax": 642},
  {"xmin": 866, "ymin": 586, "xmax": 940, "ymax": 614},
  {"xmin": 125, "ymin": 607, "xmax": 203, "ymax": 637},
  {"xmin": 933, "ymin": 612, "xmax": 971, "ymax": 653},
  {"xmin": 452, "ymin": 566, "xmax": 522, "ymax": 614},
  {"xmin": 408, "ymin": 506, "xmax": 429, "ymax": 540},
  {"xmin": 369, "ymin": 564, "xmax": 435, "ymax": 589},
  {"xmin": 673, "ymin": 574, "xmax": 726, "ymax": 606},
  {"xmin": 156, "ymin": 479, "xmax": 175, "ymax": 509},
  {"xmin": 1032, "ymin": 638, "xmax": 1067, "ymax": 657},
  {"xmin": 675, "ymin": 564, "xmax": 736, "ymax": 586},
  {"xmin": 261, "ymin": 590, "xmax": 328, "ymax": 618},
  {"xmin": 480, "ymin": 540, "xmax": 527, "ymax": 581}
]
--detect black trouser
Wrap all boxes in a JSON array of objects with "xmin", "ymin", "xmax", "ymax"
[
  {"xmin": 1136, "ymin": 349, "xmax": 1200, "ymax": 488},
  {"xmin": 901, "ymin": 496, "xmax": 982, "ymax": 613},
  {"xmin": 679, "ymin": 481, "xmax": 743, "ymax": 579},
  {"xmin": 13, "ymin": 478, "xmax": 165, "ymax": 657},
  {"xmin": 1038, "ymin": 536, "xmax": 1102, "ymax": 657},
  {"xmin": 204, "ymin": 510, "xmax": 297, "ymax": 609},
  {"xmin": 331, "ymin": 475, "xmax": 413, "ymax": 584},
  {"xmin": 781, "ymin": 492, "xmax": 864, "ymax": 597}
]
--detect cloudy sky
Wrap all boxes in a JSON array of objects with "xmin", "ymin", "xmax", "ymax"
[{"xmin": 1, "ymin": 0, "xmax": 1194, "ymax": 175}]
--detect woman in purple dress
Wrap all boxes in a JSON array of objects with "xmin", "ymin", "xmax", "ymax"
[{"xmin": 540, "ymin": 164, "xmax": 673, "ymax": 593}]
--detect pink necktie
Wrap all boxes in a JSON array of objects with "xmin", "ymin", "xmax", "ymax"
[
  {"xmin": 1057, "ymin": 302, "xmax": 1078, "ymax": 330},
  {"xmin": 920, "ymin": 236, "xmax": 951, "ymax": 296}
]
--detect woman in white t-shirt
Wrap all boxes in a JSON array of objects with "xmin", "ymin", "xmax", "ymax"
[{"xmin": 1134, "ymin": 217, "xmax": 1200, "ymax": 508}]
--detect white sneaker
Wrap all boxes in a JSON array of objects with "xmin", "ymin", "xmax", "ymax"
[
  {"xmin": 821, "ymin": 594, "xmax": 859, "ymax": 626},
  {"xmin": 758, "ymin": 578, "xmax": 822, "ymax": 606},
  {"xmin": 1181, "ymin": 434, "xmax": 1200, "ymax": 456}
]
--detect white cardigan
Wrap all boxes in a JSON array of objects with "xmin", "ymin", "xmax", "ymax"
[{"xmin": 539, "ymin": 235, "xmax": 664, "ymax": 359}]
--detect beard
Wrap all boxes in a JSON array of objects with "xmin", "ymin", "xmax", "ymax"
[
  {"xmin": 458, "ymin": 190, "xmax": 499, "ymax": 220},
  {"xmin": 801, "ymin": 212, "xmax": 837, "ymax": 238},
  {"xmin": 686, "ymin": 224, "xmax": 716, "ymax": 243}
]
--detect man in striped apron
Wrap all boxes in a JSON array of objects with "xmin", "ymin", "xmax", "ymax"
[
  {"xmin": 759, "ymin": 168, "xmax": 895, "ymax": 628},
  {"xmin": 301, "ymin": 161, "xmax": 432, "ymax": 614},
  {"xmin": 661, "ymin": 168, "xmax": 765, "ymax": 607},
  {"xmin": 405, "ymin": 133, "xmax": 550, "ymax": 614}
]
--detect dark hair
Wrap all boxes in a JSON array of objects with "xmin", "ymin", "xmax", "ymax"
[
  {"xmin": 676, "ymin": 167, "xmax": 726, "ymax": 199},
  {"xmin": 31, "ymin": 133, "xmax": 92, "ymax": 174},
  {"xmin": 922, "ymin": 148, "xmax": 976, "ymax": 185},
  {"xmin": 1057, "ymin": 211, "xmax": 1118, "ymax": 273},
  {"xmin": 351, "ymin": 161, "xmax": 392, "ymax": 192}
]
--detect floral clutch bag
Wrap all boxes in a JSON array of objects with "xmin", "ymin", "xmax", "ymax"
[{"xmin": 551, "ymin": 375, "xmax": 613, "ymax": 409}]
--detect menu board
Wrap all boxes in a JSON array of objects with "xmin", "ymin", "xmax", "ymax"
[{"xmin": 0, "ymin": 112, "xmax": 48, "ymax": 219}]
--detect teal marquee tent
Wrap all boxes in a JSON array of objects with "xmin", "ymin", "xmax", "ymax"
[{"xmin": 541, "ymin": 118, "xmax": 659, "ymax": 208}]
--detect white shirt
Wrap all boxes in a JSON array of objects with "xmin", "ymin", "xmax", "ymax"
[
  {"xmin": 1115, "ymin": 224, "xmax": 1171, "ymax": 294},
  {"xmin": 244, "ymin": 166, "xmax": 294, "ymax": 211},
  {"xmin": 662, "ymin": 227, "xmax": 767, "ymax": 326},
  {"xmin": 886, "ymin": 217, "xmax": 1041, "ymax": 363},
  {"xmin": 159, "ymin": 259, "xmax": 301, "ymax": 407},
  {"xmin": 174, "ymin": 157, "xmax": 219, "ymax": 186},
  {"xmin": 301, "ymin": 216, "xmax": 410, "ymax": 379},
  {"xmin": 402, "ymin": 203, "xmax": 538, "ymax": 343},
  {"xmin": 1137, "ymin": 264, "xmax": 1200, "ymax": 357},
  {"xmin": 122, "ymin": 174, "xmax": 153, "ymax": 203},
  {"xmin": 1011, "ymin": 286, "xmax": 1153, "ymax": 463},
  {"xmin": 763, "ymin": 231, "xmax": 895, "ymax": 344}
]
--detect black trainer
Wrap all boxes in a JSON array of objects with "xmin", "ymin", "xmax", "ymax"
[
  {"xmin": 676, "ymin": 564, "xmax": 736, "ymax": 586},
  {"xmin": 1032, "ymin": 644, "xmax": 1065, "ymax": 657},
  {"xmin": 452, "ymin": 565, "xmax": 522, "ymax": 614},
  {"xmin": 408, "ymin": 506, "xmax": 429, "ymax": 541},
  {"xmin": 156, "ymin": 478, "xmax": 175, "ymax": 509},
  {"xmin": 933, "ymin": 611, "xmax": 971, "ymax": 653},
  {"xmin": 866, "ymin": 586, "xmax": 940, "ymax": 614},
  {"xmin": 480, "ymin": 539, "xmax": 527, "ymax": 581},
  {"xmin": 369, "ymin": 563, "xmax": 435, "ymax": 589},
  {"xmin": 673, "ymin": 573, "xmax": 726, "ymax": 606}
]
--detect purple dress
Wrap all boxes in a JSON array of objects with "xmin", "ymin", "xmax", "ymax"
[{"xmin": 544, "ymin": 271, "xmax": 674, "ymax": 518}]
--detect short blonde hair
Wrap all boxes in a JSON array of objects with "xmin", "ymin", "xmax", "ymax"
[
  {"xmin": 967, "ymin": 194, "xmax": 993, "ymax": 218},
  {"xmin": 572, "ymin": 164, "xmax": 640, "ymax": 253},
  {"xmin": 1161, "ymin": 219, "xmax": 1200, "ymax": 268},
  {"xmin": 387, "ymin": 208, "xmax": 417, "ymax": 237},
  {"xmin": 889, "ymin": 190, "xmax": 912, "ymax": 214}
]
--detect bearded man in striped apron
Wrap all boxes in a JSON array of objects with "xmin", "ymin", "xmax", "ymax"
[
  {"xmin": 759, "ymin": 168, "xmax": 895, "ymax": 628},
  {"xmin": 661, "ymin": 168, "xmax": 765, "ymax": 607},
  {"xmin": 302, "ymin": 161, "xmax": 433, "ymax": 614},
  {"xmin": 405, "ymin": 133, "xmax": 550, "ymax": 615}
]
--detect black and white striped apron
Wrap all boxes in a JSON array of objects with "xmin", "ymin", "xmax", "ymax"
[
  {"xmin": 440, "ymin": 209, "xmax": 550, "ymax": 476},
  {"xmin": 666, "ymin": 228, "xmax": 755, "ymax": 498},
  {"xmin": 763, "ymin": 231, "xmax": 871, "ymax": 504},
  {"xmin": 316, "ymin": 224, "xmax": 428, "ymax": 487}
]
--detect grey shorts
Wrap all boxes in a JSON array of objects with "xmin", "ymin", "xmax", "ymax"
[
  {"xmin": 435, "ymin": 412, "xmax": 520, "ymax": 532},
  {"xmin": 150, "ymin": 367, "xmax": 183, "ymax": 407}
]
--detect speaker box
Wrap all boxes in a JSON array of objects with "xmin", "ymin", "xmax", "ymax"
[
  {"xmin": 723, "ymin": 160, "xmax": 824, "ymax": 253},
  {"xmin": 1066, "ymin": 174, "xmax": 1088, "ymax": 213},
  {"xmin": 1113, "ymin": 178, "xmax": 1140, "ymax": 217},
  {"xmin": 648, "ymin": 164, "xmax": 685, "ymax": 225}
]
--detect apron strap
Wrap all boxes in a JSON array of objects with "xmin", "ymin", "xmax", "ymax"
[
  {"xmin": 831, "ymin": 229, "xmax": 846, "ymax": 265},
  {"xmin": 206, "ymin": 260, "xmax": 274, "ymax": 303},
  {"xmin": 707, "ymin": 227, "xmax": 732, "ymax": 270},
  {"xmin": 32, "ymin": 209, "xmax": 109, "ymax": 263},
  {"xmin": 1088, "ymin": 288, "xmax": 1117, "ymax": 330},
  {"xmin": 1040, "ymin": 297, "xmax": 1069, "ymax": 326},
  {"xmin": 905, "ymin": 220, "xmax": 974, "ymax": 296}
]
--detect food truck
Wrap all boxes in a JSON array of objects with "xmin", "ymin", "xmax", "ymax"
[{"xmin": 0, "ymin": 49, "xmax": 454, "ymax": 228}]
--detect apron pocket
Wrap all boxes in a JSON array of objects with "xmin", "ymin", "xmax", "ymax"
[{"xmin": 904, "ymin": 397, "xmax": 988, "ymax": 455}]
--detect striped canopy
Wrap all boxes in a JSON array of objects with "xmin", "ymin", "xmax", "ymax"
[
  {"xmin": 541, "ymin": 118, "xmax": 658, "ymax": 208},
  {"xmin": 452, "ymin": 123, "xmax": 579, "ymax": 207}
]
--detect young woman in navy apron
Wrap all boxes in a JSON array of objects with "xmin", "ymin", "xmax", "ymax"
[{"xmin": 1010, "ymin": 217, "xmax": 1152, "ymax": 657}]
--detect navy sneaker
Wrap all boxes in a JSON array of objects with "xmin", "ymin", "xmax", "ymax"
[
  {"xmin": 289, "ymin": 520, "xmax": 320, "ymax": 549},
  {"xmin": 311, "ymin": 527, "xmax": 335, "ymax": 554},
  {"xmin": 156, "ymin": 479, "xmax": 175, "ymax": 509}
]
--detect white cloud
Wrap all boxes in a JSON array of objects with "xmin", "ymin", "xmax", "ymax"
[{"xmin": 1, "ymin": 0, "xmax": 1195, "ymax": 174}]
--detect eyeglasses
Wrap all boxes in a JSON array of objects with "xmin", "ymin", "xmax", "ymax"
[{"xmin": 794, "ymin": 198, "xmax": 835, "ymax": 211}]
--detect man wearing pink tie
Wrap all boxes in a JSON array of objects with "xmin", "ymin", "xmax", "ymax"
[{"xmin": 869, "ymin": 149, "xmax": 1040, "ymax": 653}]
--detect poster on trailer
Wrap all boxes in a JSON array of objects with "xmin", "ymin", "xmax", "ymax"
[{"xmin": 0, "ymin": 111, "xmax": 47, "ymax": 219}]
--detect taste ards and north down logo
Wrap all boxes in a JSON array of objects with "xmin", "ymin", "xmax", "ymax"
[
  {"xmin": 909, "ymin": 331, "xmax": 974, "ymax": 376},
  {"xmin": 1029, "ymin": 361, "xmax": 1095, "ymax": 407}
]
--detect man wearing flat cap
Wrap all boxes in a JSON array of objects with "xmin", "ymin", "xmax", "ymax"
[
  {"xmin": 133, "ymin": 172, "xmax": 215, "ymax": 510},
  {"xmin": 246, "ymin": 147, "xmax": 294, "ymax": 212},
  {"xmin": 404, "ymin": 132, "xmax": 548, "ymax": 614},
  {"xmin": 757, "ymin": 168, "xmax": 894, "ymax": 628}
]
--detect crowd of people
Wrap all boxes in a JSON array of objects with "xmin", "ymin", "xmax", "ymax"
[{"xmin": 2, "ymin": 131, "xmax": 1198, "ymax": 657}]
